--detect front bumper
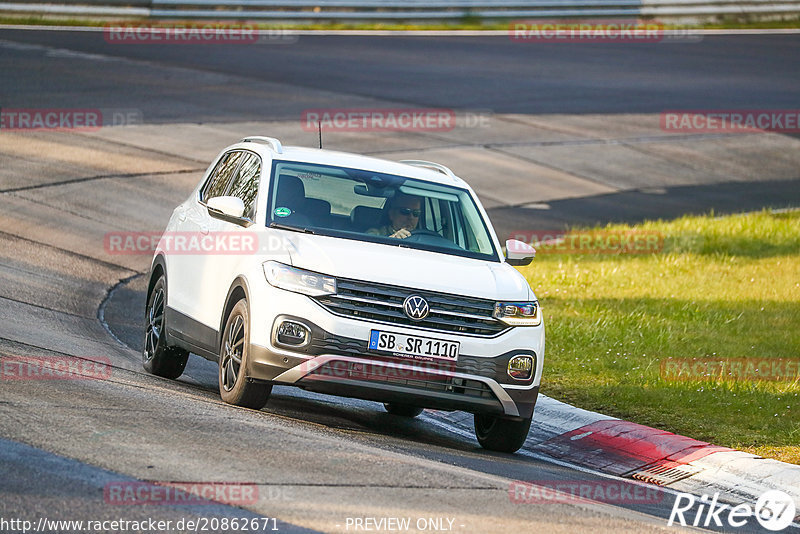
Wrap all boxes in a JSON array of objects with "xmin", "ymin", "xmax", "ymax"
[{"xmin": 247, "ymin": 312, "xmax": 541, "ymax": 419}]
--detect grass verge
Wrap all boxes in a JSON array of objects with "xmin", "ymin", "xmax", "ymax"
[{"xmin": 516, "ymin": 209, "xmax": 800, "ymax": 464}]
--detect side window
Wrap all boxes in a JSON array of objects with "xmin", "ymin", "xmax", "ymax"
[
  {"xmin": 227, "ymin": 152, "xmax": 261, "ymax": 220},
  {"xmin": 449, "ymin": 201, "xmax": 468, "ymax": 249},
  {"xmin": 434, "ymin": 199, "xmax": 453, "ymax": 240},
  {"xmin": 421, "ymin": 197, "xmax": 434, "ymax": 232},
  {"xmin": 200, "ymin": 151, "xmax": 244, "ymax": 203}
]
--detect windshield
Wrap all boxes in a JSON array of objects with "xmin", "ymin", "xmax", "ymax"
[{"xmin": 267, "ymin": 160, "xmax": 499, "ymax": 261}]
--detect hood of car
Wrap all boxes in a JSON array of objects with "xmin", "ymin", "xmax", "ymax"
[{"xmin": 282, "ymin": 232, "xmax": 531, "ymax": 301}]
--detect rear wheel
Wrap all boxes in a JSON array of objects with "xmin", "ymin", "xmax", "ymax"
[
  {"xmin": 143, "ymin": 276, "xmax": 189, "ymax": 379},
  {"xmin": 383, "ymin": 403, "xmax": 424, "ymax": 417},
  {"xmin": 218, "ymin": 299, "xmax": 271, "ymax": 409},
  {"xmin": 474, "ymin": 413, "xmax": 532, "ymax": 453}
]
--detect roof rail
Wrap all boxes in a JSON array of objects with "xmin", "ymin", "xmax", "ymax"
[
  {"xmin": 240, "ymin": 136, "xmax": 283, "ymax": 154},
  {"xmin": 399, "ymin": 160, "xmax": 456, "ymax": 180}
]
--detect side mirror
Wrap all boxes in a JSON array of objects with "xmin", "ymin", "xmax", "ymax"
[
  {"xmin": 207, "ymin": 196, "xmax": 250, "ymax": 226},
  {"xmin": 505, "ymin": 239, "xmax": 535, "ymax": 266}
]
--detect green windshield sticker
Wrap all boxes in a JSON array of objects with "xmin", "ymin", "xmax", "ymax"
[{"xmin": 274, "ymin": 207, "xmax": 292, "ymax": 218}]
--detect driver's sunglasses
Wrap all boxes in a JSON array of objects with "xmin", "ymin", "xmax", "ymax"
[{"xmin": 395, "ymin": 208, "xmax": 421, "ymax": 217}]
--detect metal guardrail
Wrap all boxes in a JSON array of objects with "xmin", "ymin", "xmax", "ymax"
[{"xmin": 1, "ymin": 0, "xmax": 799, "ymax": 19}]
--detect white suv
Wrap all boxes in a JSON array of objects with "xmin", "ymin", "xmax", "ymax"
[{"xmin": 144, "ymin": 136, "xmax": 543, "ymax": 453}]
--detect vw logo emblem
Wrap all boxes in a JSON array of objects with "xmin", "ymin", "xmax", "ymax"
[{"xmin": 403, "ymin": 295, "xmax": 429, "ymax": 321}]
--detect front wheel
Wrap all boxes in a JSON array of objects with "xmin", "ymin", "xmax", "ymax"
[
  {"xmin": 383, "ymin": 403, "xmax": 424, "ymax": 417},
  {"xmin": 218, "ymin": 299, "xmax": 271, "ymax": 409},
  {"xmin": 474, "ymin": 413, "xmax": 532, "ymax": 453},
  {"xmin": 143, "ymin": 275, "xmax": 189, "ymax": 379}
]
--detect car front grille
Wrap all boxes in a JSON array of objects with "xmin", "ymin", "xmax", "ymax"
[{"xmin": 313, "ymin": 278, "xmax": 508, "ymax": 337}]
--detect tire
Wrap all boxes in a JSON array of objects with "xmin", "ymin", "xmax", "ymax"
[
  {"xmin": 383, "ymin": 403, "xmax": 424, "ymax": 417},
  {"xmin": 143, "ymin": 275, "xmax": 189, "ymax": 379},
  {"xmin": 218, "ymin": 299, "xmax": 271, "ymax": 410},
  {"xmin": 474, "ymin": 413, "xmax": 532, "ymax": 453}
]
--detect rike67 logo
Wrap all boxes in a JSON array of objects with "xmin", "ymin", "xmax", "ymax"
[{"xmin": 668, "ymin": 490, "xmax": 796, "ymax": 531}]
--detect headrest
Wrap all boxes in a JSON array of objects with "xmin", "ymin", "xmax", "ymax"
[{"xmin": 276, "ymin": 175, "xmax": 306, "ymax": 204}]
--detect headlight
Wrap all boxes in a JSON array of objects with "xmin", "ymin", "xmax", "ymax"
[
  {"xmin": 263, "ymin": 261, "xmax": 336, "ymax": 297},
  {"xmin": 493, "ymin": 301, "xmax": 541, "ymax": 326}
]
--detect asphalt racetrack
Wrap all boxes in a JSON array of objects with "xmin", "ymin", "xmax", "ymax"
[{"xmin": 0, "ymin": 28, "xmax": 798, "ymax": 533}]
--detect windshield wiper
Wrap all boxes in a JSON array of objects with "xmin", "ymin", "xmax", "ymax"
[{"xmin": 269, "ymin": 222, "xmax": 316, "ymax": 234}]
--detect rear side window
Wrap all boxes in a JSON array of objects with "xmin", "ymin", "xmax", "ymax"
[
  {"xmin": 201, "ymin": 151, "xmax": 244, "ymax": 202},
  {"xmin": 227, "ymin": 152, "xmax": 261, "ymax": 220}
]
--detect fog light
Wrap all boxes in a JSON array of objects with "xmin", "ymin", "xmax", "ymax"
[
  {"xmin": 508, "ymin": 355, "xmax": 533, "ymax": 380},
  {"xmin": 276, "ymin": 320, "xmax": 309, "ymax": 346}
]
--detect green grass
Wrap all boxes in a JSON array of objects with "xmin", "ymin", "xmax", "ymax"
[
  {"xmin": 2, "ymin": 15, "xmax": 800, "ymax": 30},
  {"xmin": 517, "ymin": 210, "xmax": 800, "ymax": 464}
]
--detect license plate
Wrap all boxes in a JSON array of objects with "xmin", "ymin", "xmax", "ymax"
[{"xmin": 368, "ymin": 330, "xmax": 459, "ymax": 361}]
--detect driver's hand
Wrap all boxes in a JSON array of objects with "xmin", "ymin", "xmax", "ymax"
[{"xmin": 390, "ymin": 228, "xmax": 411, "ymax": 239}]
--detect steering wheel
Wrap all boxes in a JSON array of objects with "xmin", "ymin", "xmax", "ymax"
[
  {"xmin": 403, "ymin": 228, "xmax": 463, "ymax": 251},
  {"xmin": 409, "ymin": 228, "xmax": 441, "ymax": 237}
]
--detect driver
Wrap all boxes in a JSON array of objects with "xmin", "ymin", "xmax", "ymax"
[{"xmin": 367, "ymin": 193, "xmax": 421, "ymax": 239}]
